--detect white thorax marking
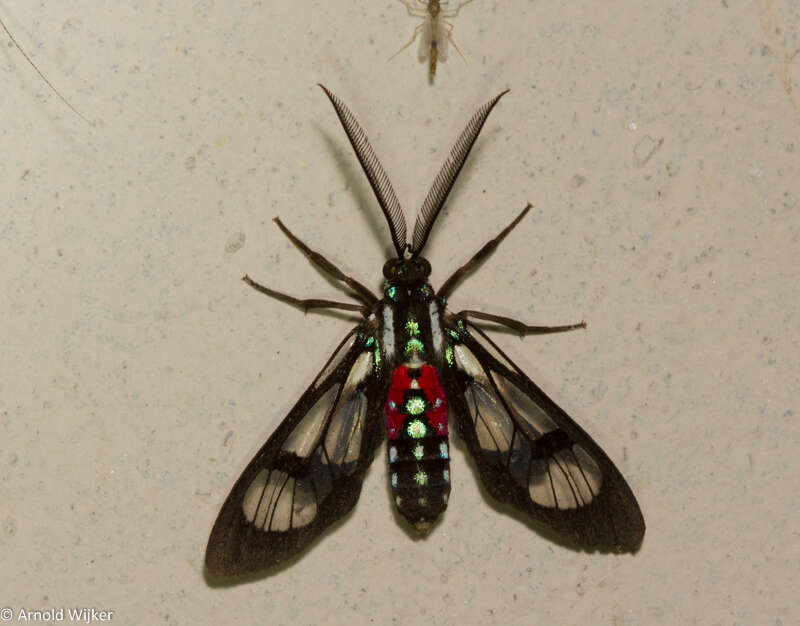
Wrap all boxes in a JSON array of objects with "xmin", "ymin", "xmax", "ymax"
[
  {"xmin": 428, "ymin": 300, "xmax": 443, "ymax": 356},
  {"xmin": 382, "ymin": 304, "xmax": 396, "ymax": 358}
]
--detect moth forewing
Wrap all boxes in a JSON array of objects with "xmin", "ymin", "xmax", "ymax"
[
  {"xmin": 205, "ymin": 326, "xmax": 386, "ymax": 576},
  {"xmin": 442, "ymin": 318, "xmax": 644, "ymax": 550}
]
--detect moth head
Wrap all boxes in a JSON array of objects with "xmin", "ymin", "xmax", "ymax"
[{"xmin": 382, "ymin": 257, "xmax": 432, "ymax": 286}]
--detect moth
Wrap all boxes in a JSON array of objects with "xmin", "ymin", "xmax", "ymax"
[
  {"xmin": 205, "ymin": 85, "xmax": 645, "ymax": 576},
  {"xmin": 1, "ymin": 15, "xmax": 91, "ymax": 124},
  {"xmin": 390, "ymin": 0, "xmax": 477, "ymax": 82}
]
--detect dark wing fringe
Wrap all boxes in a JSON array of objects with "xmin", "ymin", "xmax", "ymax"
[
  {"xmin": 410, "ymin": 89, "xmax": 510, "ymax": 256},
  {"xmin": 318, "ymin": 84, "xmax": 407, "ymax": 257}
]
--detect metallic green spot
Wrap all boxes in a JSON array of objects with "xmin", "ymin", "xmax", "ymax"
[
  {"xmin": 407, "ymin": 418, "xmax": 427, "ymax": 438},
  {"xmin": 406, "ymin": 397, "xmax": 426, "ymax": 416},
  {"xmin": 405, "ymin": 319, "xmax": 420, "ymax": 336},
  {"xmin": 387, "ymin": 286, "xmax": 398, "ymax": 300},
  {"xmin": 448, "ymin": 329, "xmax": 459, "ymax": 340},
  {"xmin": 412, "ymin": 444, "xmax": 424, "ymax": 460},
  {"xmin": 413, "ymin": 470, "xmax": 428, "ymax": 486},
  {"xmin": 445, "ymin": 346, "xmax": 454, "ymax": 366},
  {"xmin": 365, "ymin": 336, "xmax": 375, "ymax": 348},
  {"xmin": 404, "ymin": 338, "xmax": 424, "ymax": 355},
  {"xmin": 457, "ymin": 320, "xmax": 465, "ymax": 330}
]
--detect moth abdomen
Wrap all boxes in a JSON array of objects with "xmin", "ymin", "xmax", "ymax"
[
  {"xmin": 389, "ymin": 438, "xmax": 451, "ymax": 530},
  {"xmin": 386, "ymin": 363, "xmax": 451, "ymax": 529}
]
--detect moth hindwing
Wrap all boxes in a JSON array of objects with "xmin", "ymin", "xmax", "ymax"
[{"xmin": 205, "ymin": 86, "xmax": 645, "ymax": 577}]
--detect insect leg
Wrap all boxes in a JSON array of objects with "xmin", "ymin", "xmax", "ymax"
[
  {"xmin": 397, "ymin": 0, "xmax": 431, "ymax": 17},
  {"xmin": 439, "ymin": 0, "xmax": 478, "ymax": 18},
  {"xmin": 457, "ymin": 309, "xmax": 586, "ymax": 335},
  {"xmin": 0, "ymin": 16, "xmax": 92, "ymax": 125},
  {"xmin": 242, "ymin": 275, "xmax": 368, "ymax": 315},
  {"xmin": 438, "ymin": 204, "xmax": 531, "ymax": 301},
  {"xmin": 273, "ymin": 217, "xmax": 378, "ymax": 306},
  {"xmin": 389, "ymin": 22, "xmax": 425, "ymax": 60}
]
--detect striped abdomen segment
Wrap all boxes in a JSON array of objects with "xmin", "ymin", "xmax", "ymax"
[{"xmin": 385, "ymin": 364, "xmax": 450, "ymax": 530}]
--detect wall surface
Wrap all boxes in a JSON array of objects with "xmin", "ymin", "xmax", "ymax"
[{"xmin": 1, "ymin": 1, "xmax": 798, "ymax": 624}]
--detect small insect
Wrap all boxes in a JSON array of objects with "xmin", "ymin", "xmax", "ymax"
[
  {"xmin": 1, "ymin": 14, "xmax": 91, "ymax": 124},
  {"xmin": 205, "ymin": 85, "xmax": 645, "ymax": 576},
  {"xmin": 390, "ymin": 0, "xmax": 477, "ymax": 82}
]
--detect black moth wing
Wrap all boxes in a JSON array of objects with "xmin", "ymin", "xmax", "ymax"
[
  {"xmin": 205, "ymin": 327, "xmax": 387, "ymax": 576},
  {"xmin": 443, "ymin": 316, "xmax": 645, "ymax": 551}
]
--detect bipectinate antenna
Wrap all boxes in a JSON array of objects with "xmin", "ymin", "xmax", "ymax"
[
  {"xmin": 318, "ymin": 84, "xmax": 408, "ymax": 258},
  {"xmin": 409, "ymin": 89, "xmax": 509, "ymax": 257}
]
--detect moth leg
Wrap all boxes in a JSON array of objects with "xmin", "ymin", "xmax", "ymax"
[
  {"xmin": 390, "ymin": 22, "xmax": 425, "ymax": 60},
  {"xmin": 438, "ymin": 203, "xmax": 531, "ymax": 300},
  {"xmin": 440, "ymin": 0, "xmax": 478, "ymax": 18},
  {"xmin": 397, "ymin": 0, "xmax": 430, "ymax": 17},
  {"xmin": 273, "ymin": 217, "xmax": 377, "ymax": 306},
  {"xmin": 457, "ymin": 309, "xmax": 586, "ymax": 335},
  {"xmin": 242, "ymin": 275, "xmax": 367, "ymax": 314}
]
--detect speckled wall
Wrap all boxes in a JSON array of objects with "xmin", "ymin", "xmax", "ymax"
[{"xmin": 1, "ymin": 1, "xmax": 798, "ymax": 624}]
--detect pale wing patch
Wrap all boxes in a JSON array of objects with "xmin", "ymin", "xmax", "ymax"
[
  {"xmin": 242, "ymin": 469, "xmax": 293, "ymax": 530},
  {"xmin": 291, "ymin": 475, "xmax": 318, "ymax": 527},
  {"xmin": 316, "ymin": 333, "xmax": 356, "ymax": 387},
  {"xmin": 529, "ymin": 445, "xmax": 603, "ymax": 509},
  {"xmin": 282, "ymin": 385, "xmax": 339, "ymax": 457},
  {"xmin": 528, "ymin": 460, "xmax": 556, "ymax": 508},
  {"xmin": 242, "ymin": 469, "xmax": 318, "ymax": 530},
  {"xmin": 342, "ymin": 351, "xmax": 372, "ymax": 395},
  {"xmin": 571, "ymin": 445, "xmax": 603, "ymax": 500},
  {"xmin": 267, "ymin": 476, "xmax": 295, "ymax": 531},
  {"xmin": 490, "ymin": 372, "xmax": 558, "ymax": 436},
  {"xmin": 242, "ymin": 468, "xmax": 269, "ymax": 524},
  {"xmin": 464, "ymin": 381, "xmax": 514, "ymax": 461},
  {"xmin": 453, "ymin": 343, "xmax": 485, "ymax": 379},
  {"xmin": 324, "ymin": 391, "xmax": 367, "ymax": 472},
  {"xmin": 321, "ymin": 351, "xmax": 372, "ymax": 472}
]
